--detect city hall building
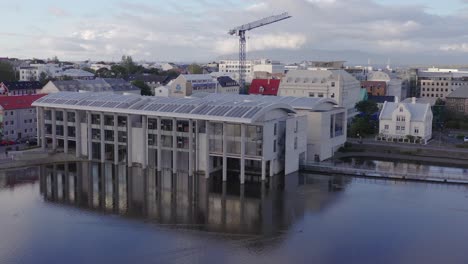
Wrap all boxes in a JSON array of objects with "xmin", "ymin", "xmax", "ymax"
[{"xmin": 33, "ymin": 92, "xmax": 307, "ymax": 183}]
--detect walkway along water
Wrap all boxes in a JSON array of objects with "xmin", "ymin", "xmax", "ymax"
[{"xmin": 300, "ymin": 161, "xmax": 468, "ymax": 185}]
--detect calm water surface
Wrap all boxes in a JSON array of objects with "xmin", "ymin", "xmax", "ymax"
[{"xmin": 1, "ymin": 162, "xmax": 468, "ymax": 264}]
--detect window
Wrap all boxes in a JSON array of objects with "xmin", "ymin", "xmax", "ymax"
[
  {"xmin": 399, "ymin": 107, "xmax": 403, "ymax": 112},
  {"xmin": 396, "ymin": 126, "xmax": 400, "ymax": 130},
  {"xmin": 414, "ymin": 127, "xmax": 419, "ymax": 134},
  {"xmin": 401, "ymin": 126, "xmax": 405, "ymax": 131},
  {"xmin": 331, "ymin": 82, "xmax": 335, "ymax": 87},
  {"xmin": 294, "ymin": 137, "xmax": 298, "ymax": 150},
  {"xmin": 274, "ymin": 123, "xmax": 277, "ymax": 136},
  {"xmin": 309, "ymin": 92, "xmax": 314, "ymax": 97},
  {"xmin": 384, "ymin": 125, "xmax": 389, "ymax": 130},
  {"xmin": 273, "ymin": 140, "xmax": 277, "ymax": 152}
]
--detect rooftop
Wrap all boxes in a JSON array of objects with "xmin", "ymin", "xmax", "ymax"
[
  {"xmin": 1, "ymin": 81, "xmax": 42, "ymax": 90},
  {"xmin": 249, "ymin": 79, "xmax": 281, "ymax": 96},
  {"xmin": 446, "ymin": 87, "xmax": 468, "ymax": 99},
  {"xmin": 33, "ymin": 92, "xmax": 297, "ymax": 124},
  {"xmin": 0, "ymin": 94, "xmax": 46, "ymax": 110},
  {"xmin": 380, "ymin": 101, "xmax": 431, "ymax": 122}
]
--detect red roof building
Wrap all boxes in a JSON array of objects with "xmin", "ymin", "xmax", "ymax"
[
  {"xmin": 361, "ymin": 81, "xmax": 387, "ymax": 96},
  {"xmin": 249, "ymin": 79, "xmax": 281, "ymax": 96},
  {"xmin": 0, "ymin": 94, "xmax": 46, "ymax": 110}
]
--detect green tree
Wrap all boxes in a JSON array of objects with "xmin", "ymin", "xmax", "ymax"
[
  {"xmin": 188, "ymin": 63, "xmax": 203, "ymax": 74},
  {"xmin": 355, "ymin": 100, "xmax": 378, "ymax": 116},
  {"xmin": 39, "ymin": 72, "xmax": 49, "ymax": 85},
  {"xmin": 121, "ymin": 55, "xmax": 142, "ymax": 75},
  {"xmin": 132, "ymin": 80, "xmax": 152, "ymax": 96},
  {"xmin": 111, "ymin": 65, "xmax": 128, "ymax": 78},
  {"xmin": 349, "ymin": 116, "xmax": 374, "ymax": 137},
  {"xmin": 0, "ymin": 61, "xmax": 16, "ymax": 81}
]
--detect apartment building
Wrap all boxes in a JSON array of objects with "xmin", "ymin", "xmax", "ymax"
[
  {"xmin": 418, "ymin": 68, "xmax": 468, "ymax": 100},
  {"xmin": 218, "ymin": 59, "xmax": 284, "ymax": 83}
]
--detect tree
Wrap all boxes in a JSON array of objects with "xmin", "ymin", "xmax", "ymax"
[
  {"xmin": 132, "ymin": 80, "xmax": 152, "ymax": 96},
  {"xmin": 0, "ymin": 61, "xmax": 16, "ymax": 81},
  {"xmin": 349, "ymin": 116, "xmax": 374, "ymax": 137},
  {"xmin": 111, "ymin": 65, "xmax": 128, "ymax": 78},
  {"xmin": 188, "ymin": 63, "xmax": 203, "ymax": 74},
  {"xmin": 121, "ymin": 55, "xmax": 142, "ymax": 75},
  {"xmin": 39, "ymin": 72, "xmax": 49, "ymax": 85},
  {"xmin": 355, "ymin": 100, "xmax": 378, "ymax": 116}
]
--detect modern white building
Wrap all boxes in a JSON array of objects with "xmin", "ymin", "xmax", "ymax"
[
  {"xmin": 199, "ymin": 94, "xmax": 347, "ymax": 162},
  {"xmin": 278, "ymin": 69, "xmax": 362, "ymax": 117},
  {"xmin": 19, "ymin": 64, "xmax": 62, "ymax": 81},
  {"xmin": 33, "ymin": 92, "xmax": 307, "ymax": 182},
  {"xmin": 378, "ymin": 97, "xmax": 433, "ymax": 144},
  {"xmin": 167, "ymin": 74, "xmax": 238, "ymax": 97},
  {"xmin": 218, "ymin": 59, "xmax": 284, "ymax": 83}
]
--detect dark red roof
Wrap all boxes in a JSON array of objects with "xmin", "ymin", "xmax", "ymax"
[
  {"xmin": 0, "ymin": 94, "xmax": 46, "ymax": 110},
  {"xmin": 249, "ymin": 79, "xmax": 281, "ymax": 96}
]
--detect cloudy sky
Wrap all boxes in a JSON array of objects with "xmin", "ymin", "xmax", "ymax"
[{"xmin": 1, "ymin": 0, "xmax": 468, "ymax": 64}]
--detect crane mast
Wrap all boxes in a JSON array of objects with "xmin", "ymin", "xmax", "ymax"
[{"xmin": 228, "ymin": 12, "xmax": 291, "ymax": 94}]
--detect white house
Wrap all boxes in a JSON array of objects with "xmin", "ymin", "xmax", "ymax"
[
  {"xmin": 168, "ymin": 74, "xmax": 218, "ymax": 97},
  {"xmin": 378, "ymin": 97, "xmax": 433, "ymax": 144}
]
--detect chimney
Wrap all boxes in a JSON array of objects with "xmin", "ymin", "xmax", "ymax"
[
  {"xmin": 394, "ymin": 96, "xmax": 399, "ymax": 103},
  {"xmin": 412, "ymin": 97, "xmax": 416, "ymax": 104}
]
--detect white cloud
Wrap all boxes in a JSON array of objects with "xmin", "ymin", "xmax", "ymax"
[
  {"xmin": 440, "ymin": 43, "xmax": 468, "ymax": 52},
  {"xmin": 215, "ymin": 33, "xmax": 307, "ymax": 54}
]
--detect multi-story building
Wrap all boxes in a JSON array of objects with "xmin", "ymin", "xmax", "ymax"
[
  {"xmin": 361, "ymin": 81, "xmax": 387, "ymax": 96},
  {"xmin": 168, "ymin": 74, "xmax": 218, "ymax": 97},
  {"xmin": 218, "ymin": 59, "xmax": 284, "ymax": 84},
  {"xmin": 33, "ymin": 92, "xmax": 307, "ymax": 182},
  {"xmin": 216, "ymin": 76, "xmax": 239, "ymax": 94},
  {"xmin": 418, "ymin": 68, "xmax": 468, "ymax": 100},
  {"xmin": 278, "ymin": 69, "xmax": 362, "ymax": 117},
  {"xmin": 19, "ymin": 64, "xmax": 62, "ymax": 81},
  {"xmin": 379, "ymin": 97, "xmax": 433, "ymax": 144},
  {"xmin": 0, "ymin": 81, "xmax": 42, "ymax": 96},
  {"xmin": 367, "ymin": 71, "xmax": 403, "ymax": 99},
  {"xmin": 40, "ymin": 79, "xmax": 140, "ymax": 95},
  {"xmin": 199, "ymin": 93, "xmax": 347, "ymax": 162},
  {"xmin": 446, "ymin": 88, "xmax": 468, "ymax": 116},
  {"xmin": 0, "ymin": 94, "xmax": 46, "ymax": 141}
]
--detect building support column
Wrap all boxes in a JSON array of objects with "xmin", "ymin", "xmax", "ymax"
[
  {"xmin": 51, "ymin": 109, "xmax": 57, "ymax": 150},
  {"xmin": 87, "ymin": 112, "xmax": 92, "ymax": 161},
  {"xmin": 63, "ymin": 110, "xmax": 68, "ymax": 154},
  {"xmin": 270, "ymin": 159, "xmax": 274, "ymax": 177},
  {"xmin": 205, "ymin": 121, "xmax": 210, "ymax": 179},
  {"xmin": 188, "ymin": 120, "xmax": 194, "ymax": 177},
  {"xmin": 39, "ymin": 108, "xmax": 46, "ymax": 150},
  {"xmin": 75, "ymin": 111, "xmax": 81, "ymax": 158},
  {"xmin": 261, "ymin": 160, "xmax": 266, "ymax": 181},
  {"xmin": 172, "ymin": 118, "xmax": 177, "ymax": 174},
  {"xmin": 100, "ymin": 113, "xmax": 105, "ymax": 163},
  {"xmin": 156, "ymin": 117, "xmax": 161, "ymax": 172},
  {"xmin": 113, "ymin": 114, "xmax": 118, "ymax": 165},
  {"xmin": 222, "ymin": 122, "xmax": 227, "ymax": 182},
  {"xmin": 240, "ymin": 124, "xmax": 246, "ymax": 184},
  {"xmin": 142, "ymin": 115, "xmax": 148, "ymax": 168},
  {"xmin": 195, "ymin": 120, "xmax": 199, "ymax": 172},
  {"xmin": 127, "ymin": 115, "xmax": 133, "ymax": 167}
]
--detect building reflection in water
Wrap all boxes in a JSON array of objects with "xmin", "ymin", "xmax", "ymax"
[
  {"xmin": 0, "ymin": 167, "xmax": 39, "ymax": 190},
  {"xmin": 39, "ymin": 162, "xmax": 351, "ymax": 236}
]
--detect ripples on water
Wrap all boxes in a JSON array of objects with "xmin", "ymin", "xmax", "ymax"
[{"xmin": 1, "ymin": 161, "xmax": 468, "ymax": 264}]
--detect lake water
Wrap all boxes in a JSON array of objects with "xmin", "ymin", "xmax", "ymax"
[{"xmin": 2, "ymin": 162, "xmax": 468, "ymax": 264}]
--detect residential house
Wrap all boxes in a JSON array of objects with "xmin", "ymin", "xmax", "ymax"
[
  {"xmin": 0, "ymin": 94, "xmax": 46, "ymax": 141},
  {"xmin": 0, "ymin": 81, "xmax": 42, "ymax": 96},
  {"xmin": 379, "ymin": 97, "xmax": 433, "ymax": 144},
  {"xmin": 446, "ymin": 87, "xmax": 468, "ymax": 115}
]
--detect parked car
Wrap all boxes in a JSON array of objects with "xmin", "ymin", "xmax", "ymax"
[{"xmin": 464, "ymin": 136, "xmax": 468, "ymax": 143}]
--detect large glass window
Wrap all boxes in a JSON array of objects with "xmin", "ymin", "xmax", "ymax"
[
  {"xmin": 161, "ymin": 119, "xmax": 173, "ymax": 131},
  {"xmin": 56, "ymin": 111, "xmax": 63, "ymax": 121},
  {"xmin": 118, "ymin": 116, "xmax": 127, "ymax": 127},
  {"xmin": 104, "ymin": 115, "xmax": 114, "ymax": 126},
  {"xmin": 118, "ymin": 131, "xmax": 127, "ymax": 143},
  {"xmin": 92, "ymin": 143, "xmax": 101, "ymax": 160},
  {"xmin": 161, "ymin": 135, "xmax": 173, "ymax": 147},
  {"xmin": 105, "ymin": 130, "xmax": 114, "ymax": 141},
  {"xmin": 45, "ymin": 124, "xmax": 52, "ymax": 135},
  {"xmin": 56, "ymin": 125, "xmax": 64, "ymax": 136},
  {"xmin": 176, "ymin": 120, "xmax": 189, "ymax": 132},
  {"xmin": 334, "ymin": 113, "xmax": 344, "ymax": 137},
  {"xmin": 148, "ymin": 134, "xmax": 157, "ymax": 146},
  {"xmin": 92, "ymin": 129, "xmax": 101, "ymax": 140},
  {"xmin": 67, "ymin": 127, "xmax": 76, "ymax": 137},
  {"xmin": 67, "ymin": 112, "xmax": 76, "ymax": 123},
  {"xmin": 148, "ymin": 118, "xmax": 158, "ymax": 130},
  {"xmin": 91, "ymin": 114, "xmax": 101, "ymax": 125}
]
